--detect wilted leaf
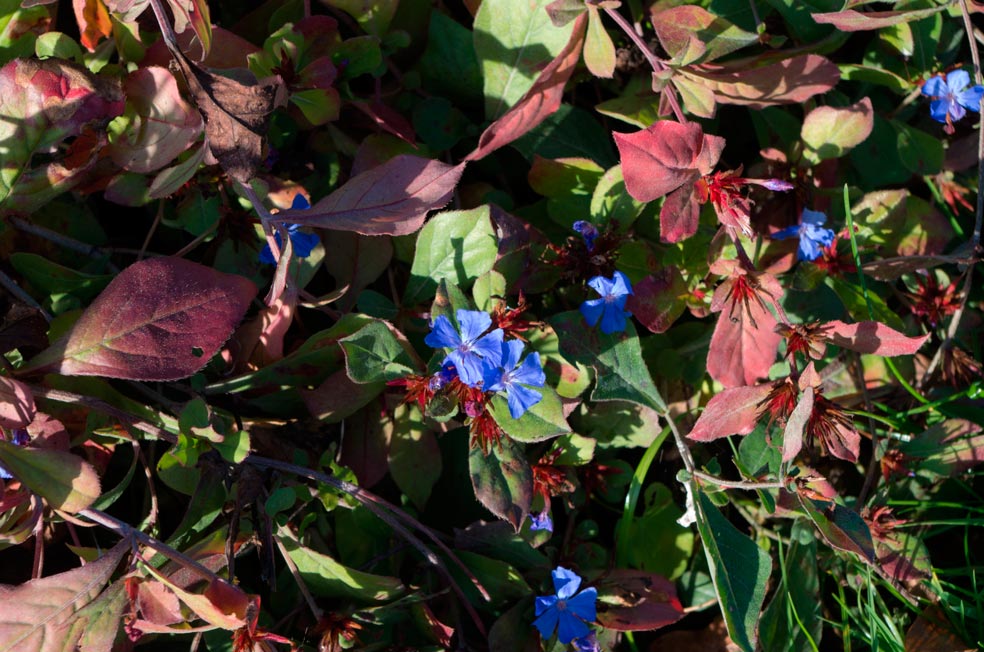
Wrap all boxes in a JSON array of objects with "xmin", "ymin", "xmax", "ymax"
[
  {"xmin": 169, "ymin": 48, "xmax": 282, "ymax": 183},
  {"xmin": 861, "ymin": 254, "xmax": 970, "ymax": 281},
  {"xmin": 905, "ymin": 606, "xmax": 976, "ymax": 652},
  {"xmin": 283, "ymin": 155, "xmax": 465, "ymax": 236},
  {"xmin": 812, "ymin": 6, "xmax": 949, "ymax": 31},
  {"xmin": 139, "ymin": 563, "xmax": 252, "ymax": 630},
  {"xmin": 796, "ymin": 492, "xmax": 875, "ymax": 563},
  {"xmin": 822, "ymin": 320, "xmax": 928, "ymax": 356},
  {"xmin": 694, "ymin": 489, "xmax": 771, "ymax": 652},
  {"xmin": 26, "ymin": 257, "xmax": 256, "ymax": 381},
  {"xmin": 168, "ymin": 0, "xmax": 211, "ymax": 58},
  {"xmin": 802, "ymin": 98, "xmax": 873, "ymax": 162},
  {"xmin": 469, "ymin": 437, "xmax": 533, "ymax": 531},
  {"xmin": 0, "ymin": 539, "xmax": 128, "ymax": 652},
  {"xmin": 0, "ymin": 58, "xmax": 123, "ymax": 206},
  {"xmin": 0, "ymin": 442, "xmax": 101, "ymax": 512},
  {"xmin": 595, "ymin": 570, "xmax": 685, "ymax": 631},
  {"xmin": 467, "ymin": 13, "xmax": 586, "ymax": 161},
  {"xmin": 688, "ymin": 384, "xmax": 771, "ymax": 443},
  {"xmin": 651, "ymin": 5, "xmax": 758, "ymax": 65},
  {"xmin": 0, "ymin": 376, "xmax": 35, "ymax": 429},
  {"xmin": 109, "ymin": 66, "xmax": 203, "ymax": 173},
  {"xmin": 675, "ymin": 54, "xmax": 840, "ymax": 110}
]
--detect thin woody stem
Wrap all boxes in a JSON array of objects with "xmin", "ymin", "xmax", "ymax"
[{"xmin": 600, "ymin": 5, "xmax": 688, "ymax": 123}]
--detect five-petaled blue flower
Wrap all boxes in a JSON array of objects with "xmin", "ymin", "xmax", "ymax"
[
  {"xmin": 580, "ymin": 271, "xmax": 633, "ymax": 334},
  {"xmin": 773, "ymin": 208, "xmax": 835, "ymax": 261},
  {"xmin": 424, "ymin": 310, "xmax": 504, "ymax": 388},
  {"xmin": 573, "ymin": 221, "xmax": 599, "ymax": 252},
  {"xmin": 529, "ymin": 510, "xmax": 553, "ymax": 533},
  {"xmin": 533, "ymin": 566, "xmax": 597, "ymax": 644},
  {"xmin": 922, "ymin": 69, "xmax": 984, "ymax": 127},
  {"xmin": 483, "ymin": 340, "xmax": 546, "ymax": 419},
  {"xmin": 259, "ymin": 195, "xmax": 321, "ymax": 265}
]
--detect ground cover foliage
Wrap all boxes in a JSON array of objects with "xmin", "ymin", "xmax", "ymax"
[{"xmin": 0, "ymin": 0, "xmax": 983, "ymax": 650}]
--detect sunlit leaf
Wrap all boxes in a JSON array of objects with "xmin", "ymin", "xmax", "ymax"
[
  {"xmin": 469, "ymin": 437, "xmax": 533, "ymax": 531},
  {"xmin": 0, "ymin": 442, "xmax": 101, "ymax": 512}
]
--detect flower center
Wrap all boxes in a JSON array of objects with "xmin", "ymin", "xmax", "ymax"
[{"xmin": 557, "ymin": 599, "xmax": 568, "ymax": 611}]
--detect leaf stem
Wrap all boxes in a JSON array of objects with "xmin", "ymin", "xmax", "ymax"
[
  {"xmin": 692, "ymin": 470, "xmax": 786, "ymax": 490},
  {"xmin": 600, "ymin": 5, "xmax": 687, "ymax": 123}
]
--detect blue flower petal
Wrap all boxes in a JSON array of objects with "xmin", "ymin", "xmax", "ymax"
[
  {"xmin": 599, "ymin": 296, "xmax": 630, "ymax": 334},
  {"xmin": 580, "ymin": 298, "xmax": 606, "ymax": 327},
  {"xmin": 506, "ymin": 383, "xmax": 543, "ymax": 418},
  {"xmin": 499, "ymin": 339, "xmax": 525, "ymax": 371},
  {"xmin": 929, "ymin": 98, "xmax": 952, "ymax": 123},
  {"xmin": 535, "ymin": 595, "xmax": 558, "ymax": 616},
  {"xmin": 922, "ymin": 76, "xmax": 948, "ymax": 97},
  {"xmin": 532, "ymin": 604, "xmax": 560, "ymax": 640},
  {"xmin": 291, "ymin": 194, "xmax": 311, "ymax": 210},
  {"xmin": 471, "ymin": 329, "xmax": 504, "ymax": 367},
  {"xmin": 450, "ymin": 350, "xmax": 487, "ymax": 388},
  {"xmin": 291, "ymin": 230, "xmax": 320, "ymax": 258},
  {"xmin": 772, "ymin": 224, "xmax": 801, "ymax": 241},
  {"xmin": 801, "ymin": 208, "xmax": 827, "ymax": 226},
  {"xmin": 947, "ymin": 69, "xmax": 971, "ymax": 93},
  {"xmin": 553, "ymin": 567, "xmax": 582, "ymax": 598},
  {"xmin": 511, "ymin": 353, "xmax": 546, "ymax": 388},
  {"xmin": 529, "ymin": 510, "xmax": 553, "ymax": 532},
  {"xmin": 610, "ymin": 270, "xmax": 633, "ymax": 296},
  {"xmin": 557, "ymin": 612, "xmax": 591, "ymax": 644},
  {"xmin": 424, "ymin": 315, "xmax": 461, "ymax": 349},
  {"xmin": 587, "ymin": 275, "xmax": 615, "ymax": 297},
  {"xmin": 457, "ymin": 309, "xmax": 492, "ymax": 343},
  {"xmin": 959, "ymin": 85, "xmax": 984, "ymax": 112},
  {"xmin": 567, "ymin": 587, "xmax": 598, "ymax": 622}
]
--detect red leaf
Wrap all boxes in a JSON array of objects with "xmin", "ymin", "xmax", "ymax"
[
  {"xmin": 466, "ymin": 13, "xmax": 587, "ymax": 162},
  {"xmin": 823, "ymin": 320, "xmax": 929, "ymax": 356},
  {"xmin": 706, "ymin": 271, "xmax": 784, "ymax": 388},
  {"xmin": 283, "ymin": 155, "xmax": 466, "ymax": 236},
  {"xmin": 677, "ymin": 54, "xmax": 840, "ymax": 109},
  {"xmin": 595, "ymin": 570, "xmax": 684, "ymax": 631},
  {"xmin": 626, "ymin": 268, "xmax": 689, "ymax": 333},
  {"xmin": 812, "ymin": 7, "xmax": 949, "ymax": 31},
  {"xmin": 26, "ymin": 258, "xmax": 256, "ymax": 381},
  {"xmin": 688, "ymin": 384, "xmax": 771, "ymax": 442},
  {"xmin": 782, "ymin": 385, "xmax": 813, "ymax": 462},
  {"xmin": 0, "ymin": 376, "xmax": 35, "ymax": 429},
  {"xmin": 614, "ymin": 120, "xmax": 723, "ymax": 202},
  {"xmin": 658, "ymin": 175, "xmax": 701, "ymax": 242}
]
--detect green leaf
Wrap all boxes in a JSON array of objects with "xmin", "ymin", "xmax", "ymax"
[
  {"xmin": 469, "ymin": 437, "xmax": 533, "ymax": 531},
  {"xmin": 488, "ymin": 385, "xmax": 571, "ymax": 443},
  {"xmin": 448, "ymin": 551, "xmax": 532, "ymax": 607},
  {"xmin": 8, "ymin": 253, "xmax": 112, "ymax": 302},
  {"xmin": 825, "ymin": 276, "xmax": 905, "ymax": 331},
  {"xmin": 278, "ymin": 530, "xmax": 406, "ymax": 601},
  {"xmin": 404, "ymin": 206, "xmax": 498, "ymax": 306},
  {"xmin": 290, "ymin": 87, "xmax": 340, "ymax": 126},
  {"xmin": 474, "ymin": 0, "xmax": 574, "ymax": 118},
  {"xmin": 695, "ymin": 489, "xmax": 771, "ymax": 652},
  {"xmin": 760, "ymin": 520, "xmax": 822, "ymax": 652},
  {"xmin": 387, "ymin": 404, "xmax": 442, "ymax": 510},
  {"xmin": 801, "ymin": 98, "xmax": 874, "ymax": 163},
  {"xmin": 590, "ymin": 165, "xmax": 645, "ymax": 229},
  {"xmin": 550, "ymin": 312, "xmax": 667, "ymax": 413},
  {"xmin": 0, "ymin": 441, "xmax": 101, "ymax": 513},
  {"xmin": 419, "ymin": 11, "xmax": 483, "ymax": 104},
  {"xmin": 339, "ymin": 319, "xmax": 418, "ymax": 383},
  {"xmin": 583, "ymin": 6, "xmax": 615, "ymax": 78},
  {"xmin": 893, "ymin": 120, "xmax": 944, "ymax": 176},
  {"xmin": 625, "ymin": 483, "xmax": 695, "ymax": 580}
]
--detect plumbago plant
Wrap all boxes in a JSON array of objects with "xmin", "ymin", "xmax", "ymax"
[{"xmin": 2, "ymin": 0, "xmax": 984, "ymax": 650}]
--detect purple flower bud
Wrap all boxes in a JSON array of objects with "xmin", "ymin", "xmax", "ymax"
[
  {"xmin": 529, "ymin": 510, "xmax": 553, "ymax": 532},
  {"xmin": 572, "ymin": 220, "xmax": 599, "ymax": 252},
  {"xmin": 757, "ymin": 178, "xmax": 795, "ymax": 192}
]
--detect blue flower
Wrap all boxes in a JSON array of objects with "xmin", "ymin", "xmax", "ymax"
[
  {"xmin": 773, "ymin": 209, "xmax": 835, "ymax": 261},
  {"xmin": 580, "ymin": 271, "xmax": 633, "ymax": 334},
  {"xmin": 573, "ymin": 221, "xmax": 599, "ymax": 252},
  {"xmin": 483, "ymin": 340, "xmax": 546, "ymax": 418},
  {"xmin": 533, "ymin": 567, "xmax": 597, "ymax": 644},
  {"xmin": 259, "ymin": 195, "xmax": 320, "ymax": 265},
  {"xmin": 922, "ymin": 69, "xmax": 984, "ymax": 125},
  {"xmin": 428, "ymin": 361, "xmax": 458, "ymax": 391},
  {"xmin": 424, "ymin": 310, "xmax": 504, "ymax": 388},
  {"xmin": 529, "ymin": 510, "xmax": 553, "ymax": 532}
]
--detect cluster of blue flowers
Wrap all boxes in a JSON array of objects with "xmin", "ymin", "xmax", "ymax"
[
  {"xmin": 259, "ymin": 194, "xmax": 320, "ymax": 265},
  {"xmin": 533, "ymin": 567, "xmax": 599, "ymax": 646},
  {"xmin": 424, "ymin": 309, "xmax": 546, "ymax": 419},
  {"xmin": 773, "ymin": 208, "xmax": 835, "ymax": 261}
]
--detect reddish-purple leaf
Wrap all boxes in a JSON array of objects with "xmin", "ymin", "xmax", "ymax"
[
  {"xmin": 0, "ymin": 539, "xmax": 129, "ymax": 649},
  {"xmin": 614, "ymin": 120, "xmax": 723, "ymax": 202},
  {"xmin": 862, "ymin": 255, "xmax": 970, "ymax": 281},
  {"xmin": 797, "ymin": 493, "xmax": 875, "ymax": 563},
  {"xmin": 466, "ymin": 14, "xmax": 587, "ymax": 162},
  {"xmin": 26, "ymin": 257, "xmax": 256, "ymax": 381},
  {"xmin": 626, "ymin": 268, "xmax": 689, "ymax": 333},
  {"xmin": 677, "ymin": 55, "xmax": 840, "ymax": 109},
  {"xmin": 0, "ymin": 376, "xmax": 35, "ymax": 429},
  {"xmin": 595, "ymin": 570, "xmax": 685, "ymax": 631},
  {"xmin": 283, "ymin": 155, "xmax": 466, "ymax": 236},
  {"xmin": 651, "ymin": 5, "xmax": 758, "ymax": 65},
  {"xmin": 706, "ymin": 270, "xmax": 784, "ymax": 388},
  {"xmin": 688, "ymin": 384, "xmax": 771, "ymax": 442},
  {"xmin": 812, "ymin": 7, "xmax": 949, "ymax": 31},
  {"xmin": 782, "ymin": 386, "xmax": 813, "ymax": 462},
  {"xmin": 658, "ymin": 174, "xmax": 702, "ymax": 242},
  {"xmin": 109, "ymin": 66, "xmax": 203, "ymax": 173},
  {"xmin": 823, "ymin": 320, "xmax": 928, "ymax": 356}
]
